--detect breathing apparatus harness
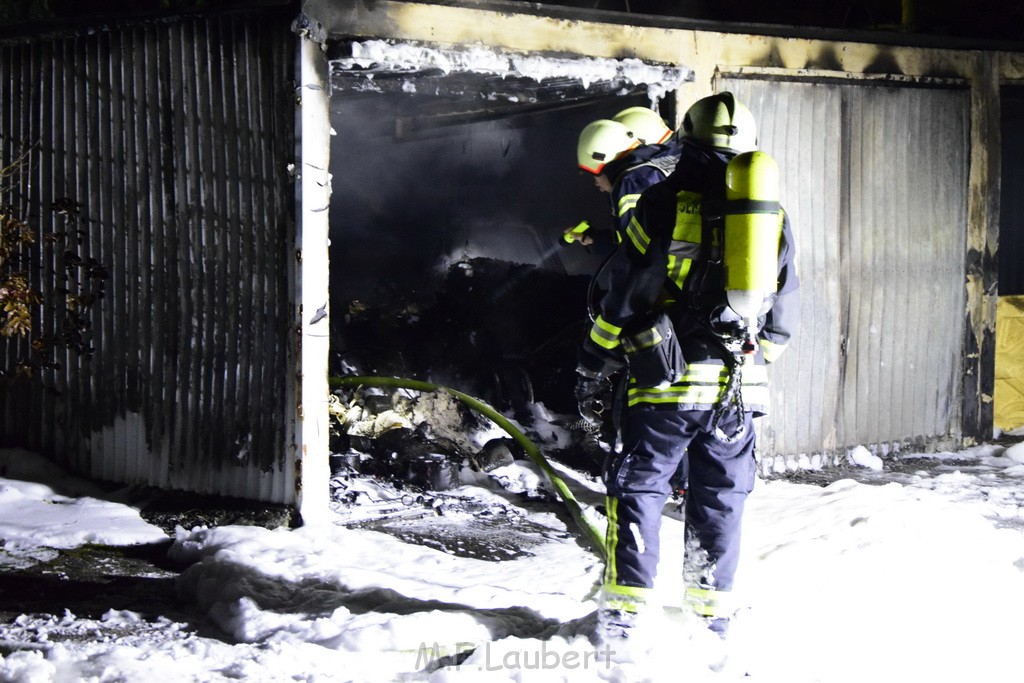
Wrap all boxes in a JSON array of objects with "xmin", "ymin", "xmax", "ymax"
[
  {"xmin": 582, "ymin": 143, "xmax": 778, "ymax": 444},
  {"xmin": 667, "ymin": 144, "xmax": 773, "ymax": 444},
  {"xmin": 581, "ymin": 179, "xmax": 751, "ymax": 444},
  {"xmin": 681, "ymin": 189, "xmax": 753, "ymax": 445}
]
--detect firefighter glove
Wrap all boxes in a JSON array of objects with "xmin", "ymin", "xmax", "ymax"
[
  {"xmin": 578, "ymin": 339, "xmax": 624, "ymax": 379},
  {"xmin": 574, "ymin": 371, "xmax": 608, "ymax": 431}
]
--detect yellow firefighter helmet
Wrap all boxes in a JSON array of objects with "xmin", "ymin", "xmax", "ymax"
[
  {"xmin": 577, "ymin": 119, "xmax": 639, "ymax": 174},
  {"xmin": 612, "ymin": 106, "xmax": 673, "ymax": 145},
  {"xmin": 679, "ymin": 92, "xmax": 757, "ymax": 154}
]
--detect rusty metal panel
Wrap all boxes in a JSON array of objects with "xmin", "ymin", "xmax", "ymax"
[
  {"xmin": 0, "ymin": 13, "xmax": 295, "ymax": 501},
  {"xmin": 723, "ymin": 77, "xmax": 969, "ymax": 462}
]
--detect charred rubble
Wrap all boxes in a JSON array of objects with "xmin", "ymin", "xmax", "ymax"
[
  {"xmin": 328, "ymin": 257, "xmax": 603, "ymax": 517},
  {"xmin": 334, "ymin": 256, "xmax": 591, "ymax": 417}
]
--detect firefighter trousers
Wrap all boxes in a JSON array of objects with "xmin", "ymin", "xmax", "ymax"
[{"xmin": 602, "ymin": 408, "xmax": 757, "ymax": 598}]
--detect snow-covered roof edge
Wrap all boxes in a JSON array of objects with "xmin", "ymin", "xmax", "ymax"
[{"xmin": 331, "ymin": 39, "xmax": 693, "ymax": 102}]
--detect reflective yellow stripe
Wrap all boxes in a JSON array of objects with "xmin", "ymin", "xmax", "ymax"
[
  {"xmin": 760, "ymin": 338, "xmax": 788, "ymax": 363},
  {"xmin": 685, "ymin": 586, "xmax": 732, "ymax": 618},
  {"xmin": 617, "ymin": 193, "xmax": 640, "ymax": 217},
  {"xmin": 668, "ymin": 240, "xmax": 702, "ymax": 259},
  {"xmin": 667, "ymin": 254, "xmax": 692, "ymax": 289},
  {"xmin": 589, "ymin": 316, "xmax": 622, "ymax": 351},
  {"xmin": 620, "ymin": 325, "xmax": 662, "ymax": 353},
  {"xmin": 626, "ymin": 363, "xmax": 770, "ymax": 406},
  {"xmin": 626, "ymin": 216, "xmax": 650, "ymax": 255},
  {"xmin": 603, "ymin": 584, "xmax": 650, "ymax": 600},
  {"xmin": 604, "ymin": 496, "xmax": 619, "ymax": 585},
  {"xmin": 628, "ymin": 385, "xmax": 724, "ymax": 406},
  {"xmin": 674, "ymin": 364, "xmax": 729, "ymax": 383},
  {"xmin": 595, "ymin": 315, "xmax": 623, "ymax": 336},
  {"xmin": 589, "ymin": 327, "xmax": 619, "ymax": 350},
  {"xmin": 602, "ymin": 584, "xmax": 651, "ymax": 613},
  {"xmin": 628, "ymin": 384, "xmax": 770, "ymax": 405},
  {"xmin": 629, "ymin": 369, "xmax": 722, "ymax": 386},
  {"xmin": 626, "ymin": 363, "xmax": 767, "ymax": 385}
]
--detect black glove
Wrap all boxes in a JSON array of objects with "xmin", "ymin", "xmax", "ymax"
[
  {"xmin": 574, "ymin": 371, "xmax": 608, "ymax": 431},
  {"xmin": 578, "ymin": 338, "xmax": 625, "ymax": 378}
]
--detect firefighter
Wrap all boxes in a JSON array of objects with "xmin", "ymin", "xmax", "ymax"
[
  {"xmin": 570, "ymin": 109, "xmax": 686, "ymax": 484},
  {"xmin": 567, "ymin": 107, "xmax": 680, "ymax": 248},
  {"xmin": 575, "ymin": 92, "xmax": 800, "ymax": 642}
]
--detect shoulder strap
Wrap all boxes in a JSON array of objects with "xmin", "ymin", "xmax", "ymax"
[
  {"xmin": 680, "ymin": 176, "xmax": 727, "ymax": 308},
  {"xmin": 620, "ymin": 153, "xmax": 679, "ymax": 182}
]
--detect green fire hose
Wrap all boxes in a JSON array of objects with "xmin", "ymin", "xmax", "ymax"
[{"xmin": 329, "ymin": 375, "xmax": 606, "ymax": 558}]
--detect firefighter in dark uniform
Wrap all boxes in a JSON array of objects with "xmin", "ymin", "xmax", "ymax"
[
  {"xmin": 567, "ymin": 109, "xmax": 684, "ymax": 458},
  {"xmin": 568, "ymin": 107, "xmax": 681, "ymax": 249},
  {"xmin": 575, "ymin": 92, "xmax": 801, "ymax": 640}
]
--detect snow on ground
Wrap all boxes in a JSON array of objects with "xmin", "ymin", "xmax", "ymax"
[
  {"xmin": 0, "ymin": 448, "xmax": 168, "ymax": 571},
  {"xmin": 1, "ymin": 438, "xmax": 1024, "ymax": 682}
]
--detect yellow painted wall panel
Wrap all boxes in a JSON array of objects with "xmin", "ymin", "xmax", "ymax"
[{"xmin": 995, "ymin": 296, "xmax": 1024, "ymax": 429}]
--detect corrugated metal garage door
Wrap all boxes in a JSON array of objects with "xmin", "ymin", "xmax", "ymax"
[
  {"xmin": 0, "ymin": 12, "xmax": 296, "ymax": 500},
  {"xmin": 723, "ymin": 78, "xmax": 969, "ymax": 462}
]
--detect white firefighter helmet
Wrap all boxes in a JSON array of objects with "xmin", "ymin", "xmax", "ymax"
[
  {"xmin": 577, "ymin": 119, "xmax": 639, "ymax": 174},
  {"xmin": 678, "ymin": 92, "xmax": 757, "ymax": 154},
  {"xmin": 612, "ymin": 106, "xmax": 673, "ymax": 145}
]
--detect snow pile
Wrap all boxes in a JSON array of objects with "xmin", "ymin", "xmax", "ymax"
[
  {"xmin": 0, "ymin": 448, "xmax": 167, "ymax": 569},
  {"xmin": 0, "ymin": 483, "xmax": 166, "ymax": 552},
  {"xmin": 3, "ymin": 443, "xmax": 1024, "ymax": 681},
  {"xmin": 0, "ymin": 609, "xmax": 357, "ymax": 682},
  {"xmin": 737, "ymin": 477, "xmax": 1024, "ymax": 682},
  {"xmin": 170, "ymin": 494, "xmax": 600, "ymax": 623},
  {"xmin": 1004, "ymin": 440, "xmax": 1024, "ymax": 463},
  {"xmin": 894, "ymin": 445, "xmax": 1024, "ymax": 526},
  {"xmin": 166, "ymin": 468, "xmax": 605, "ymax": 681},
  {"xmin": 846, "ymin": 444, "xmax": 884, "ymax": 470}
]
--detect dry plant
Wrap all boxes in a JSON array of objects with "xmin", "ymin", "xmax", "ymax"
[{"xmin": 0, "ymin": 147, "xmax": 108, "ymax": 385}]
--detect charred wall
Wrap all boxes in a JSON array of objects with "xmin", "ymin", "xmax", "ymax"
[{"xmin": 0, "ymin": 10, "xmax": 297, "ymax": 500}]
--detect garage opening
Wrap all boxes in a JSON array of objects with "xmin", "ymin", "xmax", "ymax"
[{"xmin": 326, "ymin": 40, "xmax": 686, "ymax": 417}]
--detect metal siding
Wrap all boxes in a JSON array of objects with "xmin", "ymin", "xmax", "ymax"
[
  {"xmin": 842, "ymin": 86, "xmax": 968, "ymax": 448},
  {"xmin": 723, "ymin": 79, "xmax": 844, "ymax": 459},
  {"xmin": 724, "ymin": 77, "xmax": 969, "ymax": 461},
  {"xmin": 0, "ymin": 13, "xmax": 295, "ymax": 501}
]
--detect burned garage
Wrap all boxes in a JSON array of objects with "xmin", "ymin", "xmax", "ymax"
[
  {"xmin": 4, "ymin": 1, "xmax": 1024, "ymax": 678},
  {"xmin": 0, "ymin": 0, "xmax": 1020, "ymax": 524},
  {"xmin": 313, "ymin": 0, "xmax": 1004, "ymax": 519},
  {"xmin": 325, "ymin": 40, "xmax": 688, "ymax": 419}
]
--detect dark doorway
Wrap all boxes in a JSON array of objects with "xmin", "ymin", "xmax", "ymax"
[
  {"xmin": 1001, "ymin": 86, "xmax": 1024, "ymax": 296},
  {"xmin": 328, "ymin": 80, "xmax": 662, "ymax": 414}
]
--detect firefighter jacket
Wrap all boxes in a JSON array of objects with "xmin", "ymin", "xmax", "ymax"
[
  {"xmin": 586, "ymin": 142, "xmax": 682, "ymax": 310},
  {"xmin": 579, "ymin": 142, "xmax": 800, "ymax": 416},
  {"xmin": 604, "ymin": 142, "xmax": 681, "ymax": 243}
]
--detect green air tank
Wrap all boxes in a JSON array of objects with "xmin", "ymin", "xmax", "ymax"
[{"xmin": 723, "ymin": 150, "xmax": 782, "ymax": 325}]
